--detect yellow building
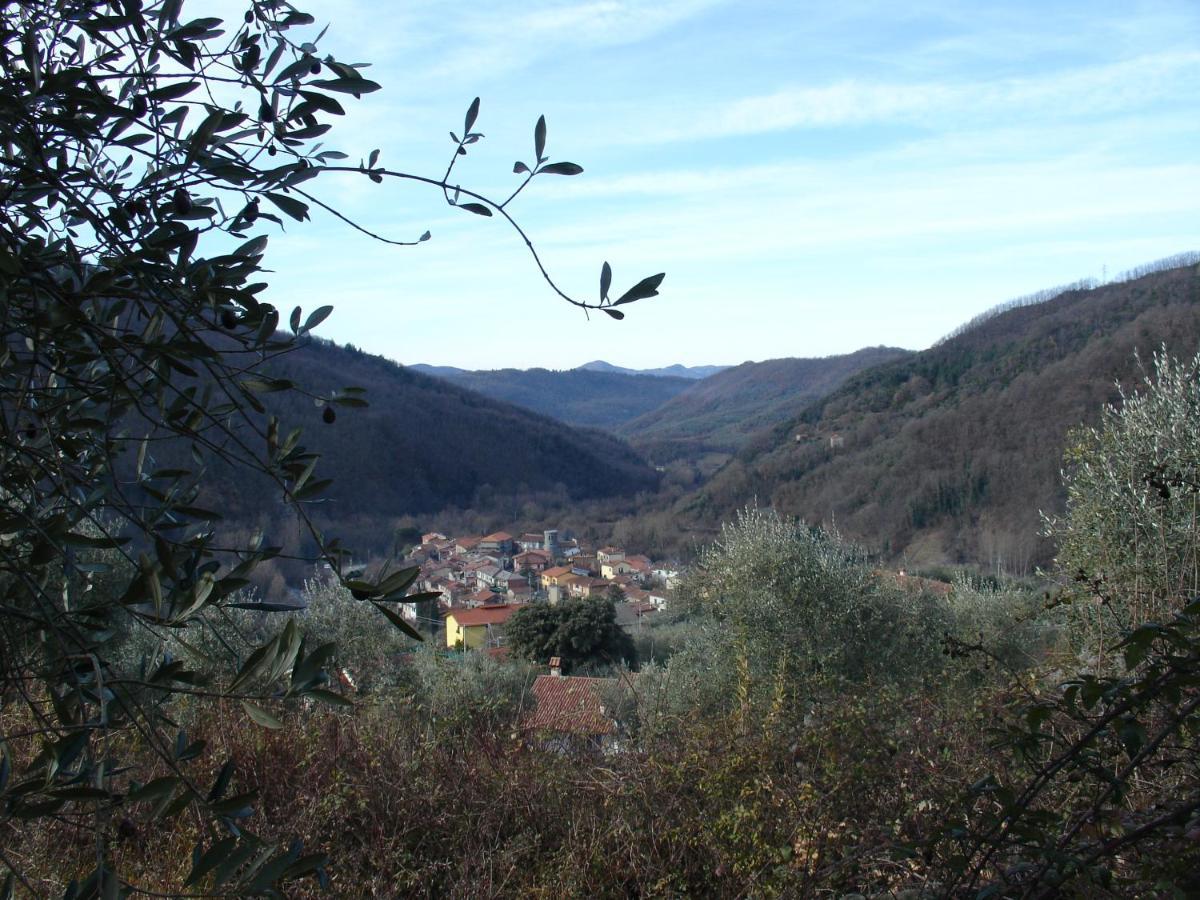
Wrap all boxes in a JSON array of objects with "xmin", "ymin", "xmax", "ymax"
[
  {"xmin": 600, "ymin": 560, "xmax": 635, "ymax": 580},
  {"xmin": 445, "ymin": 604, "xmax": 521, "ymax": 650}
]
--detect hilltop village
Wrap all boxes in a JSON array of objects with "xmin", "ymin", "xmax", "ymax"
[{"xmin": 399, "ymin": 529, "xmax": 679, "ymax": 651}]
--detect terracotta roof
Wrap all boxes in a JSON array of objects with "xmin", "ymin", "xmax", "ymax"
[
  {"xmin": 482, "ymin": 531, "xmax": 513, "ymax": 542},
  {"xmin": 542, "ymin": 565, "xmax": 573, "ymax": 578},
  {"xmin": 525, "ymin": 675, "xmax": 617, "ymax": 735},
  {"xmin": 448, "ymin": 603, "xmax": 521, "ymax": 626}
]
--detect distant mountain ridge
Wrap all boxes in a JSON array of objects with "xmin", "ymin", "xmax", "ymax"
[
  {"xmin": 575, "ymin": 360, "xmax": 730, "ymax": 379},
  {"xmin": 407, "ymin": 365, "xmax": 694, "ymax": 430},
  {"xmin": 620, "ymin": 347, "xmax": 912, "ymax": 461}
]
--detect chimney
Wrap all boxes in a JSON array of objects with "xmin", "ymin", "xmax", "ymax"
[{"xmin": 549, "ymin": 656, "xmax": 562, "ymax": 677}]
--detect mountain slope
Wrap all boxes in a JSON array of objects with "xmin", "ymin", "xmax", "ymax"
[
  {"xmin": 671, "ymin": 264, "xmax": 1200, "ymax": 570},
  {"xmin": 407, "ymin": 365, "xmax": 693, "ymax": 429},
  {"xmin": 620, "ymin": 347, "xmax": 912, "ymax": 460},
  {"xmin": 183, "ymin": 341, "xmax": 659, "ymax": 551}
]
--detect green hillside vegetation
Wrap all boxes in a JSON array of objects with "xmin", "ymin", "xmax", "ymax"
[
  {"xmin": 670, "ymin": 262, "xmax": 1200, "ymax": 570},
  {"xmin": 409, "ymin": 365, "xmax": 693, "ymax": 429},
  {"xmin": 619, "ymin": 346, "xmax": 911, "ymax": 462}
]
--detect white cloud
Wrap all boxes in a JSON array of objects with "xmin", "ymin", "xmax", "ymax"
[{"xmin": 633, "ymin": 51, "xmax": 1200, "ymax": 143}]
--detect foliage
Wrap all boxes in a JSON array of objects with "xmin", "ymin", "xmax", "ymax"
[
  {"xmin": 926, "ymin": 348, "xmax": 1200, "ymax": 897},
  {"xmin": 0, "ymin": 684, "xmax": 988, "ymax": 898},
  {"xmin": 507, "ymin": 598, "xmax": 636, "ymax": 672},
  {"xmin": 675, "ymin": 506, "xmax": 954, "ymax": 691},
  {"xmin": 0, "ymin": 0, "xmax": 661, "ymax": 892},
  {"xmin": 1050, "ymin": 347, "xmax": 1200, "ymax": 631}
]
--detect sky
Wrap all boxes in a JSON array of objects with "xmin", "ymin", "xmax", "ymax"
[{"xmin": 253, "ymin": 0, "xmax": 1200, "ymax": 370}]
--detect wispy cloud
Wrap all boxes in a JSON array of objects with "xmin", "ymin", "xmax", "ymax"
[{"xmin": 633, "ymin": 51, "xmax": 1200, "ymax": 143}]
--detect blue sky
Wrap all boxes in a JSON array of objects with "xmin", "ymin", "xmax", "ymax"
[{"xmin": 258, "ymin": 0, "xmax": 1200, "ymax": 369}]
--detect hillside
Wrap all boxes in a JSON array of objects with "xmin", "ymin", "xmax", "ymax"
[
  {"xmin": 178, "ymin": 341, "xmax": 659, "ymax": 553},
  {"xmin": 619, "ymin": 347, "xmax": 912, "ymax": 461},
  {"xmin": 408, "ymin": 365, "xmax": 693, "ymax": 429},
  {"xmin": 668, "ymin": 263, "xmax": 1200, "ymax": 570}
]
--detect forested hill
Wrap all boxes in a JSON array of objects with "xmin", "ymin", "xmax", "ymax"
[
  {"xmin": 184, "ymin": 341, "xmax": 659, "ymax": 551},
  {"xmin": 670, "ymin": 262, "xmax": 1200, "ymax": 570},
  {"xmin": 619, "ymin": 347, "xmax": 912, "ymax": 461},
  {"xmin": 408, "ymin": 365, "xmax": 693, "ymax": 429}
]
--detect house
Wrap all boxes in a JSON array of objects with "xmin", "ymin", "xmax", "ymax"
[
  {"xmin": 467, "ymin": 588, "xmax": 501, "ymax": 607},
  {"xmin": 455, "ymin": 535, "xmax": 482, "ymax": 555},
  {"xmin": 567, "ymin": 577, "xmax": 610, "ymax": 600},
  {"xmin": 479, "ymin": 531, "xmax": 514, "ymax": 556},
  {"xmin": 513, "ymin": 549, "xmax": 552, "ymax": 576},
  {"xmin": 474, "ymin": 564, "xmax": 503, "ymax": 590},
  {"xmin": 445, "ymin": 603, "xmax": 522, "ymax": 650},
  {"xmin": 523, "ymin": 659, "xmax": 626, "ymax": 753},
  {"xmin": 495, "ymin": 571, "xmax": 530, "ymax": 598},
  {"xmin": 540, "ymin": 565, "xmax": 575, "ymax": 591},
  {"xmin": 624, "ymin": 555, "xmax": 653, "ymax": 582},
  {"xmin": 571, "ymin": 556, "xmax": 598, "ymax": 574},
  {"xmin": 600, "ymin": 559, "xmax": 636, "ymax": 580},
  {"xmin": 596, "ymin": 547, "xmax": 625, "ymax": 563},
  {"xmin": 516, "ymin": 532, "xmax": 546, "ymax": 552}
]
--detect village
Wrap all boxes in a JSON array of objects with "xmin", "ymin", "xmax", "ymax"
[{"xmin": 399, "ymin": 528, "xmax": 679, "ymax": 653}]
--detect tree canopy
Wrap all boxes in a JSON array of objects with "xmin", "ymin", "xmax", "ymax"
[
  {"xmin": 507, "ymin": 598, "xmax": 636, "ymax": 672},
  {"xmin": 0, "ymin": 0, "xmax": 661, "ymax": 893}
]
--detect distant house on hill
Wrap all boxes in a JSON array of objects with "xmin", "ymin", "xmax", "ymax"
[
  {"xmin": 479, "ymin": 531, "xmax": 514, "ymax": 556},
  {"xmin": 600, "ymin": 559, "xmax": 636, "ymax": 580},
  {"xmin": 445, "ymin": 603, "xmax": 521, "ymax": 650},
  {"xmin": 567, "ymin": 577, "xmax": 609, "ymax": 600},
  {"xmin": 516, "ymin": 532, "xmax": 546, "ymax": 552},
  {"xmin": 513, "ymin": 549, "xmax": 552, "ymax": 575},
  {"xmin": 540, "ymin": 565, "xmax": 574, "ymax": 591},
  {"xmin": 455, "ymin": 535, "xmax": 482, "ymax": 554}
]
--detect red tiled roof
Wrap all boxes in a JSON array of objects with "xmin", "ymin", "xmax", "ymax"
[
  {"xmin": 482, "ymin": 531, "xmax": 513, "ymax": 542},
  {"xmin": 542, "ymin": 565, "xmax": 573, "ymax": 578},
  {"xmin": 448, "ymin": 603, "xmax": 521, "ymax": 626},
  {"xmin": 525, "ymin": 675, "xmax": 616, "ymax": 735}
]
